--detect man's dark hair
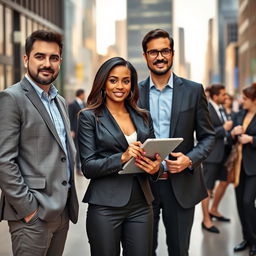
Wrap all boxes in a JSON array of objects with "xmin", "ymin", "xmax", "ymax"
[
  {"xmin": 142, "ymin": 29, "xmax": 174, "ymax": 53},
  {"xmin": 25, "ymin": 30, "xmax": 63, "ymax": 57},
  {"xmin": 209, "ymin": 84, "xmax": 225, "ymax": 99},
  {"xmin": 76, "ymin": 89, "xmax": 85, "ymax": 97}
]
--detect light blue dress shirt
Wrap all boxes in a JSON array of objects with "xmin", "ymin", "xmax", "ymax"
[
  {"xmin": 25, "ymin": 74, "xmax": 71, "ymax": 182},
  {"xmin": 149, "ymin": 74, "xmax": 173, "ymax": 170}
]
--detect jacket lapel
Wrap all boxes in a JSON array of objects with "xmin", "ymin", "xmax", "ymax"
[
  {"xmin": 138, "ymin": 78, "xmax": 150, "ymax": 110},
  {"xmin": 21, "ymin": 77, "xmax": 65, "ymax": 152},
  {"xmin": 170, "ymin": 74, "xmax": 184, "ymax": 137},
  {"xmin": 98, "ymin": 106, "xmax": 128, "ymax": 151},
  {"xmin": 245, "ymin": 113, "xmax": 256, "ymax": 133},
  {"xmin": 209, "ymin": 102, "xmax": 223, "ymax": 125},
  {"xmin": 55, "ymin": 96, "xmax": 74, "ymax": 153},
  {"xmin": 127, "ymin": 106, "xmax": 147, "ymax": 143}
]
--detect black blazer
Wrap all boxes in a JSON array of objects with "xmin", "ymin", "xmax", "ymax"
[
  {"xmin": 204, "ymin": 102, "xmax": 229, "ymax": 163},
  {"xmin": 138, "ymin": 74, "xmax": 215, "ymax": 208},
  {"xmin": 233, "ymin": 110, "xmax": 256, "ymax": 176},
  {"xmin": 78, "ymin": 105, "xmax": 157, "ymax": 207}
]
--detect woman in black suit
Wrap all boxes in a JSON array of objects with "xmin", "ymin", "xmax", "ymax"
[
  {"xmin": 231, "ymin": 83, "xmax": 256, "ymax": 256},
  {"xmin": 78, "ymin": 57, "xmax": 162, "ymax": 256}
]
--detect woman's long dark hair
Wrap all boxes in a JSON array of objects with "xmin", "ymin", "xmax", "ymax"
[
  {"xmin": 243, "ymin": 83, "xmax": 256, "ymax": 101},
  {"xmin": 86, "ymin": 57, "xmax": 148, "ymax": 120}
]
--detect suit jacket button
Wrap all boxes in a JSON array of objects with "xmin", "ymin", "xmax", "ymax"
[
  {"xmin": 61, "ymin": 157, "xmax": 66, "ymax": 162},
  {"xmin": 62, "ymin": 181, "xmax": 67, "ymax": 186}
]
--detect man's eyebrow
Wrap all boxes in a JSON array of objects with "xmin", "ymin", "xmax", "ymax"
[
  {"xmin": 33, "ymin": 52, "xmax": 60, "ymax": 57},
  {"xmin": 34, "ymin": 52, "xmax": 45, "ymax": 56}
]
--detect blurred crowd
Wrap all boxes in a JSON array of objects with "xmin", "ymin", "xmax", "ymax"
[{"xmin": 201, "ymin": 83, "xmax": 256, "ymax": 254}]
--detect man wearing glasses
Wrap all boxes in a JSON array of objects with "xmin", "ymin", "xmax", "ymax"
[{"xmin": 138, "ymin": 29, "xmax": 215, "ymax": 256}]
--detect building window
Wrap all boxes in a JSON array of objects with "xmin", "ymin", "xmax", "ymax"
[
  {"xmin": 6, "ymin": 65, "xmax": 13, "ymax": 87},
  {"xmin": 27, "ymin": 18, "xmax": 32, "ymax": 37},
  {"xmin": 5, "ymin": 7, "xmax": 13, "ymax": 57},
  {"xmin": 0, "ymin": 65, "xmax": 4, "ymax": 90},
  {"xmin": 0, "ymin": 4, "xmax": 3, "ymax": 55}
]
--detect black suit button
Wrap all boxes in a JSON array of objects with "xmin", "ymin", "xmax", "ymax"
[
  {"xmin": 61, "ymin": 157, "xmax": 66, "ymax": 162},
  {"xmin": 62, "ymin": 181, "xmax": 67, "ymax": 186}
]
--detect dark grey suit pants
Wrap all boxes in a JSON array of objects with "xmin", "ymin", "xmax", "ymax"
[
  {"xmin": 151, "ymin": 179, "xmax": 195, "ymax": 256},
  {"xmin": 8, "ymin": 207, "xmax": 69, "ymax": 256}
]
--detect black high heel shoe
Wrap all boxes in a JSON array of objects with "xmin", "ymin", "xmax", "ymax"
[
  {"xmin": 201, "ymin": 222, "xmax": 220, "ymax": 233},
  {"xmin": 209, "ymin": 213, "xmax": 230, "ymax": 222}
]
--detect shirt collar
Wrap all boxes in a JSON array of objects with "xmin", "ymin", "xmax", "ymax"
[
  {"xmin": 149, "ymin": 73, "xmax": 173, "ymax": 89},
  {"xmin": 209, "ymin": 99, "xmax": 221, "ymax": 109},
  {"xmin": 76, "ymin": 97, "xmax": 83, "ymax": 105},
  {"xmin": 25, "ymin": 74, "xmax": 58, "ymax": 100}
]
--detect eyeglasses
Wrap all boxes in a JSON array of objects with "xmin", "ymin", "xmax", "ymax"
[{"xmin": 146, "ymin": 48, "xmax": 172, "ymax": 58}]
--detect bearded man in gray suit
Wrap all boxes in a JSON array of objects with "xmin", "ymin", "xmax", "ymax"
[{"xmin": 0, "ymin": 30, "xmax": 79, "ymax": 256}]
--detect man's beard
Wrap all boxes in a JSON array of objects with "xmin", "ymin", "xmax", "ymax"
[
  {"xmin": 147, "ymin": 59, "xmax": 172, "ymax": 76},
  {"xmin": 28, "ymin": 66, "xmax": 58, "ymax": 85}
]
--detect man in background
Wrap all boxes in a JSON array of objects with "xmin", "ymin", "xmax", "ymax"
[
  {"xmin": 201, "ymin": 84, "xmax": 233, "ymax": 233},
  {"xmin": 68, "ymin": 89, "xmax": 86, "ymax": 174}
]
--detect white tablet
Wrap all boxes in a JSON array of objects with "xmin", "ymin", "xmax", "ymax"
[{"xmin": 118, "ymin": 138, "xmax": 183, "ymax": 174}]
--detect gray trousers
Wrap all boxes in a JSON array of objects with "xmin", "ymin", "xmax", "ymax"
[{"xmin": 8, "ymin": 208, "xmax": 69, "ymax": 256}]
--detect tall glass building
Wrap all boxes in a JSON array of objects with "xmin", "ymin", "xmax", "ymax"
[{"xmin": 127, "ymin": 0, "xmax": 173, "ymax": 81}]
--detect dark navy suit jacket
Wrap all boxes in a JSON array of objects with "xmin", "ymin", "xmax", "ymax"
[{"xmin": 138, "ymin": 74, "xmax": 215, "ymax": 208}]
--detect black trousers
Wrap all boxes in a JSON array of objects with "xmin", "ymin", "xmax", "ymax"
[
  {"xmin": 86, "ymin": 179, "xmax": 153, "ymax": 256},
  {"xmin": 150, "ymin": 180, "xmax": 195, "ymax": 256},
  {"xmin": 235, "ymin": 165, "xmax": 256, "ymax": 245}
]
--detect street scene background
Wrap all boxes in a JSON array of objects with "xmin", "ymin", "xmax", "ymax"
[{"xmin": 0, "ymin": 0, "xmax": 255, "ymax": 255}]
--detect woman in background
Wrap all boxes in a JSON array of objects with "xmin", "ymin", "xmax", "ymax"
[
  {"xmin": 78, "ymin": 57, "xmax": 162, "ymax": 256},
  {"xmin": 231, "ymin": 83, "xmax": 256, "ymax": 256},
  {"xmin": 223, "ymin": 93, "xmax": 236, "ymax": 120}
]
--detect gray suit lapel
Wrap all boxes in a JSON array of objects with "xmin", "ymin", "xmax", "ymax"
[
  {"xmin": 21, "ymin": 78, "xmax": 64, "ymax": 151},
  {"xmin": 55, "ymin": 97, "xmax": 76, "ymax": 176},
  {"xmin": 55, "ymin": 96, "xmax": 74, "ymax": 152},
  {"xmin": 170, "ymin": 74, "xmax": 184, "ymax": 137}
]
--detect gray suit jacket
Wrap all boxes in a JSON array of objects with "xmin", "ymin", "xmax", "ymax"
[
  {"xmin": 138, "ymin": 74, "xmax": 215, "ymax": 208},
  {"xmin": 0, "ymin": 77, "xmax": 79, "ymax": 223}
]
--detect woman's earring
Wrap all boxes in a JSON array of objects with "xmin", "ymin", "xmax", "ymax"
[{"xmin": 101, "ymin": 90, "xmax": 106, "ymax": 98}]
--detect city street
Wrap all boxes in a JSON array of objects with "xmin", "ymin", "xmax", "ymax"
[{"xmin": 0, "ymin": 174, "xmax": 248, "ymax": 256}]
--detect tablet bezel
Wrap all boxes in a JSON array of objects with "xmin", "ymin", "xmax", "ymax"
[{"xmin": 118, "ymin": 138, "xmax": 183, "ymax": 174}]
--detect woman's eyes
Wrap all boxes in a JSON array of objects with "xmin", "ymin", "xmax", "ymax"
[
  {"xmin": 109, "ymin": 79, "xmax": 117, "ymax": 84},
  {"xmin": 108, "ymin": 78, "xmax": 130, "ymax": 85},
  {"xmin": 123, "ymin": 79, "xmax": 130, "ymax": 84}
]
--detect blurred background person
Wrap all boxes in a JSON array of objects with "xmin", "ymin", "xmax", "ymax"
[
  {"xmin": 205, "ymin": 86, "xmax": 212, "ymax": 101},
  {"xmin": 201, "ymin": 84, "xmax": 233, "ymax": 233},
  {"xmin": 224, "ymin": 93, "xmax": 236, "ymax": 120},
  {"xmin": 231, "ymin": 83, "xmax": 256, "ymax": 256},
  {"xmin": 78, "ymin": 57, "xmax": 162, "ymax": 256},
  {"xmin": 68, "ymin": 89, "xmax": 86, "ymax": 174}
]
